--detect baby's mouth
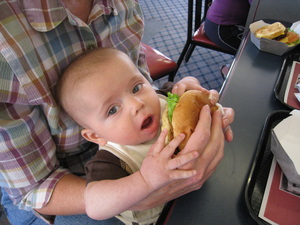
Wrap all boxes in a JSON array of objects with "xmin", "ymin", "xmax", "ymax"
[{"xmin": 141, "ymin": 116, "xmax": 153, "ymax": 130}]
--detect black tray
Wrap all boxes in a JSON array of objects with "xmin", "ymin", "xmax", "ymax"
[
  {"xmin": 244, "ymin": 110, "xmax": 291, "ymax": 225},
  {"xmin": 274, "ymin": 52, "xmax": 300, "ymax": 110}
]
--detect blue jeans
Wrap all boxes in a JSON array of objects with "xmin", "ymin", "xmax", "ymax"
[{"xmin": 1, "ymin": 188, "xmax": 123, "ymax": 225}]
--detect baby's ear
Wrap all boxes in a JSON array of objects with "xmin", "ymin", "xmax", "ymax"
[{"xmin": 81, "ymin": 129, "xmax": 107, "ymax": 146}]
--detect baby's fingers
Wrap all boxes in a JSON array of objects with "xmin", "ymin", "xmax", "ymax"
[
  {"xmin": 149, "ymin": 130, "xmax": 184, "ymax": 157},
  {"xmin": 149, "ymin": 129, "xmax": 169, "ymax": 155}
]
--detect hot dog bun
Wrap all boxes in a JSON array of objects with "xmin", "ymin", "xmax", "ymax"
[{"xmin": 162, "ymin": 90, "xmax": 220, "ymax": 151}]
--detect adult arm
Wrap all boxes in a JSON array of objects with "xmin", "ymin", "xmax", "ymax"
[
  {"xmin": 35, "ymin": 174, "xmax": 87, "ymax": 215},
  {"xmin": 0, "ymin": 57, "xmax": 87, "ymax": 217}
]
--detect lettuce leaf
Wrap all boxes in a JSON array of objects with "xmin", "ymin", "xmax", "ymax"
[{"xmin": 167, "ymin": 92, "xmax": 179, "ymax": 122}]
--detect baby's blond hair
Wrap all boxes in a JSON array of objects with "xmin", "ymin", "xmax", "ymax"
[{"xmin": 56, "ymin": 48, "xmax": 128, "ymax": 127}]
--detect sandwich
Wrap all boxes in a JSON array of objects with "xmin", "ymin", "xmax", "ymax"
[
  {"xmin": 161, "ymin": 90, "xmax": 221, "ymax": 151},
  {"xmin": 255, "ymin": 22, "xmax": 300, "ymax": 46},
  {"xmin": 255, "ymin": 22, "xmax": 286, "ymax": 39}
]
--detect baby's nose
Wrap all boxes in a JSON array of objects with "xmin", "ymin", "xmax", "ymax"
[{"xmin": 129, "ymin": 97, "xmax": 144, "ymax": 114}]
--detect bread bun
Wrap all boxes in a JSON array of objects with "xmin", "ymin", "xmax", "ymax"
[
  {"xmin": 255, "ymin": 22, "xmax": 286, "ymax": 39},
  {"xmin": 162, "ymin": 90, "xmax": 219, "ymax": 151}
]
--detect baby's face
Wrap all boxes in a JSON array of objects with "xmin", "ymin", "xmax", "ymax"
[{"xmin": 79, "ymin": 53, "xmax": 161, "ymax": 146}]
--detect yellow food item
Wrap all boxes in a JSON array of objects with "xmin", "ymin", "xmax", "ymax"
[{"xmin": 255, "ymin": 22, "xmax": 286, "ymax": 39}]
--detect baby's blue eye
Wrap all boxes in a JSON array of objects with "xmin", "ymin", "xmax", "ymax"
[
  {"xmin": 108, "ymin": 106, "xmax": 119, "ymax": 115},
  {"xmin": 133, "ymin": 83, "xmax": 142, "ymax": 93}
]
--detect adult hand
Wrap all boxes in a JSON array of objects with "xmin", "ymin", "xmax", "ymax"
[
  {"xmin": 131, "ymin": 105, "xmax": 234, "ymax": 211},
  {"xmin": 177, "ymin": 105, "xmax": 225, "ymax": 180},
  {"xmin": 172, "ymin": 76, "xmax": 234, "ymax": 142},
  {"xmin": 172, "ymin": 76, "xmax": 216, "ymax": 98}
]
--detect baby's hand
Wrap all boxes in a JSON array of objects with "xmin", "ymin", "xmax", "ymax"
[{"xmin": 139, "ymin": 129, "xmax": 198, "ymax": 191}]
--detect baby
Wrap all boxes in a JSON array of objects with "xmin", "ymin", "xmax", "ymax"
[{"xmin": 56, "ymin": 47, "xmax": 201, "ymax": 224}]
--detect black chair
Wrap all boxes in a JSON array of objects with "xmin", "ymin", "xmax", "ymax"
[{"xmin": 174, "ymin": 0, "xmax": 235, "ymax": 77}]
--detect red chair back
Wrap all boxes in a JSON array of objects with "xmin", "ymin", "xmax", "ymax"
[{"xmin": 142, "ymin": 43, "xmax": 177, "ymax": 81}]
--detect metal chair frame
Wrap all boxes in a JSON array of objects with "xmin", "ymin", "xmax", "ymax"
[{"xmin": 173, "ymin": 0, "xmax": 235, "ymax": 78}]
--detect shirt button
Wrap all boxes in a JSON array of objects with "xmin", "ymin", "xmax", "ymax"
[{"xmin": 87, "ymin": 44, "xmax": 96, "ymax": 50}]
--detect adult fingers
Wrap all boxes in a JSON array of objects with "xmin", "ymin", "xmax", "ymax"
[
  {"xmin": 169, "ymin": 168, "xmax": 197, "ymax": 180},
  {"xmin": 180, "ymin": 104, "xmax": 212, "ymax": 155},
  {"xmin": 194, "ymin": 109, "xmax": 225, "ymax": 183},
  {"xmin": 172, "ymin": 77, "xmax": 201, "ymax": 96},
  {"xmin": 168, "ymin": 151, "xmax": 199, "ymax": 170},
  {"xmin": 224, "ymin": 125, "xmax": 234, "ymax": 142},
  {"xmin": 222, "ymin": 107, "xmax": 235, "ymax": 129},
  {"xmin": 209, "ymin": 89, "xmax": 219, "ymax": 105},
  {"xmin": 160, "ymin": 133, "xmax": 185, "ymax": 159},
  {"xmin": 221, "ymin": 107, "xmax": 235, "ymax": 142}
]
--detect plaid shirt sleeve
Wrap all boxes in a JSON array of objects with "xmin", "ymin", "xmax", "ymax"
[{"xmin": 0, "ymin": 0, "xmax": 148, "ymax": 218}]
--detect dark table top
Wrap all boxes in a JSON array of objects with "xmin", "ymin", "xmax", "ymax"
[{"xmin": 159, "ymin": 0, "xmax": 300, "ymax": 224}]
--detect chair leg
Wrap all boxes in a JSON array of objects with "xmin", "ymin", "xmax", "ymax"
[
  {"xmin": 168, "ymin": 71, "xmax": 175, "ymax": 82},
  {"xmin": 184, "ymin": 44, "xmax": 196, "ymax": 63},
  {"xmin": 175, "ymin": 42, "xmax": 191, "ymax": 74}
]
